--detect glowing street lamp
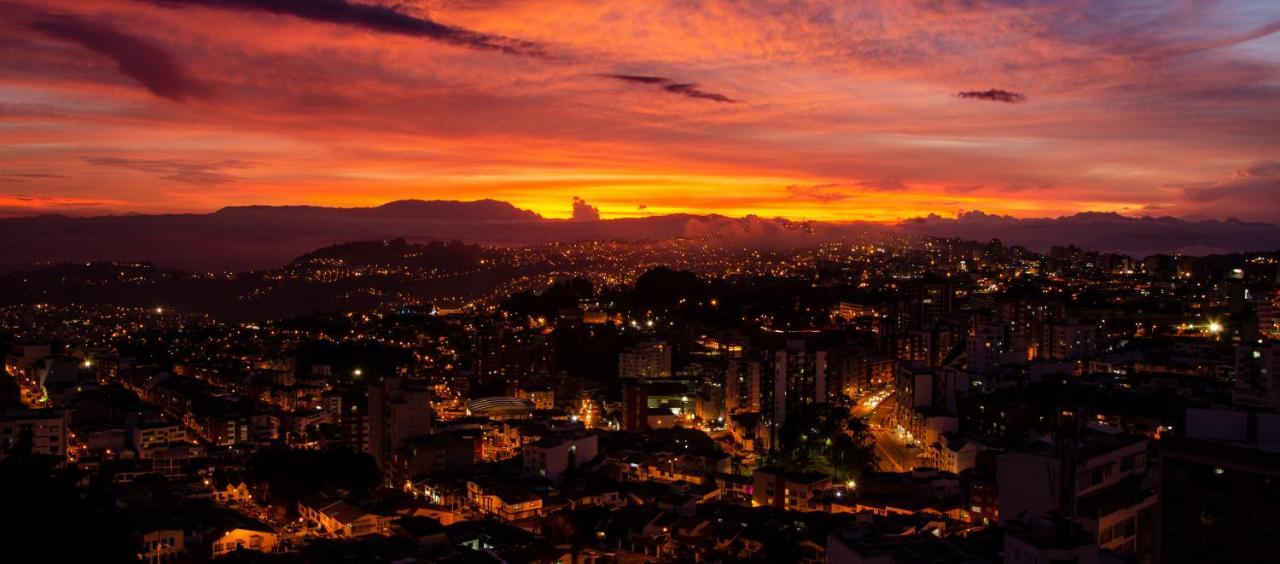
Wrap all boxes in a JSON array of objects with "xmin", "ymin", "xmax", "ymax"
[{"xmin": 1208, "ymin": 321, "xmax": 1223, "ymax": 335}]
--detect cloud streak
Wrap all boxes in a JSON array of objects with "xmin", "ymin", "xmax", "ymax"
[
  {"xmin": 29, "ymin": 14, "xmax": 208, "ymax": 101},
  {"xmin": 787, "ymin": 183, "xmax": 851, "ymax": 202},
  {"xmin": 85, "ymin": 157, "xmax": 253, "ymax": 185},
  {"xmin": 602, "ymin": 74, "xmax": 739, "ymax": 102},
  {"xmin": 147, "ymin": 0, "xmax": 544, "ymax": 56},
  {"xmin": 956, "ymin": 88, "xmax": 1027, "ymax": 103}
]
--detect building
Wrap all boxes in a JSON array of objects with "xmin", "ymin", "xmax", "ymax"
[
  {"xmin": 997, "ymin": 431, "xmax": 1156, "ymax": 562},
  {"xmin": 298, "ymin": 496, "xmax": 387, "ymax": 538},
  {"xmin": 467, "ymin": 396, "xmax": 534, "ymax": 420},
  {"xmin": 1003, "ymin": 516, "xmax": 1100, "ymax": 564},
  {"xmin": 211, "ymin": 527, "xmax": 279, "ymax": 558},
  {"xmin": 752, "ymin": 467, "xmax": 832, "ymax": 512},
  {"xmin": 827, "ymin": 525, "xmax": 984, "ymax": 564},
  {"xmin": 1158, "ymin": 435, "xmax": 1280, "ymax": 563},
  {"xmin": 322, "ymin": 387, "xmax": 369, "ymax": 452},
  {"xmin": 1041, "ymin": 320, "xmax": 1098, "ymax": 361},
  {"xmin": 521, "ymin": 431, "xmax": 598, "ymax": 482},
  {"xmin": 467, "ymin": 480, "xmax": 544, "ymax": 522},
  {"xmin": 769, "ymin": 338, "xmax": 829, "ymax": 426},
  {"xmin": 1233, "ymin": 342, "xmax": 1280, "ymax": 410},
  {"xmin": 513, "ymin": 386, "xmax": 554, "ymax": 410},
  {"xmin": 368, "ymin": 377, "xmax": 433, "ymax": 476},
  {"xmin": 992, "ymin": 294, "xmax": 1066, "ymax": 353},
  {"xmin": 894, "ymin": 277, "xmax": 956, "ymax": 331},
  {"xmin": 967, "ymin": 324, "xmax": 1028, "ymax": 374},
  {"xmin": 830, "ymin": 348, "xmax": 895, "ymax": 396},
  {"xmin": 0, "ymin": 406, "xmax": 66, "ymax": 460},
  {"xmin": 621, "ymin": 380, "xmax": 648, "ymax": 431},
  {"xmin": 137, "ymin": 529, "xmax": 184, "ymax": 563},
  {"xmin": 895, "ymin": 326, "xmax": 958, "ymax": 369},
  {"xmin": 932, "ymin": 433, "xmax": 982, "ymax": 474},
  {"xmin": 723, "ymin": 358, "xmax": 762, "ymax": 414},
  {"xmin": 132, "ymin": 419, "xmax": 187, "ymax": 450},
  {"xmin": 619, "ymin": 340, "xmax": 672, "ymax": 379},
  {"xmin": 391, "ymin": 431, "xmax": 482, "ymax": 486}
]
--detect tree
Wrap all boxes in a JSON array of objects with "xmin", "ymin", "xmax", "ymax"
[
  {"xmin": 630, "ymin": 267, "xmax": 706, "ymax": 310},
  {"xmin": 767, "ymin": 405, "xmax": 876, "ymax": 482}
]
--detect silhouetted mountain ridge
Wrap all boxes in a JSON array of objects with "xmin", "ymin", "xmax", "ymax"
[
  {"xmin": 901, "ymin": 210, "xmax": 1280, "ymax": 257},
  {"xmin": 213, "ymin": 199, "xmax": 542, "ymax": 221},
  {"xmin": 2, "ymin": 200, "xmax": 1278, "ymax": 270}
]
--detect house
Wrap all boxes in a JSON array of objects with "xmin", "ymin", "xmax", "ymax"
[
  {"xmin": 136, "ymin": 528, "xmax": 184, "ymax": 563},
  {"xmin": 467, "ymin": 480, "xmax": 545, "ymax": 523},
  {"xmin": 210, "ymin": 527, "xmax": 278, "ymax": 558},
  {"xmin": 298, "ymin": 496, "xmax": 388, "ymax": 538},
  {"xmin": 207, "ymin": 471, "xmax": 253, "ymax": 504}
]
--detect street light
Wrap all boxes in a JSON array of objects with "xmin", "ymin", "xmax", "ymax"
[{"xmin": 352, "ymin": 368, "xmax": 363, "ymax": 377}]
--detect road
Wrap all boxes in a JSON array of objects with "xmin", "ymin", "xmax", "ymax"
[{"xmin": 853, "ymin": 388, "xmax": 924, "ymax": 473}]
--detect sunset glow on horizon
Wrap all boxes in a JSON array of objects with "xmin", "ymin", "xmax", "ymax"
[{"xmin": 2, "ymin": 0, "xmax": 1278, "ymax": 222}]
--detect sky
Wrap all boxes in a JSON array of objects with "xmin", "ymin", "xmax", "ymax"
[{"xmin": 1, "ymin": 0, "xmax": 1278, "ymax": 222}]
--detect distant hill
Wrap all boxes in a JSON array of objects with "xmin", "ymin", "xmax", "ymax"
[
  {"xmin": 0, "ymin": 199, "xmax": 543, "ymax": 271},
  {"xmin": 900, "ymin": 211, "xmax": 1280, "ymax": 257},
  {"xmin": 291, "ymin": 239, "xmax": 489, "ymax": 269},
  {"xmin": 2, "ymin": 200, "xmax": 1278, "ymax": 270},
  {"xmin": 0, "ymin": 200, "xmax": 878, "ymax": 271},
  {"xmin": 214, "ymin": 199, "xmax": 542, "ymax": 222}
]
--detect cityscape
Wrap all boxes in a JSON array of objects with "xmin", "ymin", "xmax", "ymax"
[
  {"xmin": 4, "ymin": 1, "xmax": 1280, "ymax": 563},
  {"xmin": 5, "ymin": 231, "xmax": 1279, "ymax": 563}
]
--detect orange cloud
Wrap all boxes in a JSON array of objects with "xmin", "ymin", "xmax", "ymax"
[{"xmin": 0, "ymin": 0, "xmax": 1276, "ymax": 221}]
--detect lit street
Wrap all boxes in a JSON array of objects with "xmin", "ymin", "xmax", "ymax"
[{"xmin": 854, "ymin": 388, "xmax": 923, "ymax": 472}]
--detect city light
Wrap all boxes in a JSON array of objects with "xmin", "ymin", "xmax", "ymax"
[{"xmin": 2, "ymin": 4, "xmax": 1274, "ymax": 556}]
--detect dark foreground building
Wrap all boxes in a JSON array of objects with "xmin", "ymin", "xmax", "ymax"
[{"xmin": 1158, "ymin": 436, "xmax": 1280, "ymax": 564}]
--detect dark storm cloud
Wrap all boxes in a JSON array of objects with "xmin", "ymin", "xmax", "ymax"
[
  {"xmin": 29, "ymin": 15, "xmax": 208, "ymax": 101},
  {"xmin": 571, "ymin": 196, "xmax": 601, "ymax": 221},
  {"xmin": 147, "ymin": 0, "xmax": 543, "ymax": 56},
  {"xmin": 956, "ymin": 88, "xmax": 1027, "ymax": 103},
  {"xmin": 602, "ymin": 74, "xmax": 740, "ymax": 103}
]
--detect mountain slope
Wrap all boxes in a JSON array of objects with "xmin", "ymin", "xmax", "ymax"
[{"xmin": 2, "ymin": 201, "xmax": 1278, "ymax": 270}]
